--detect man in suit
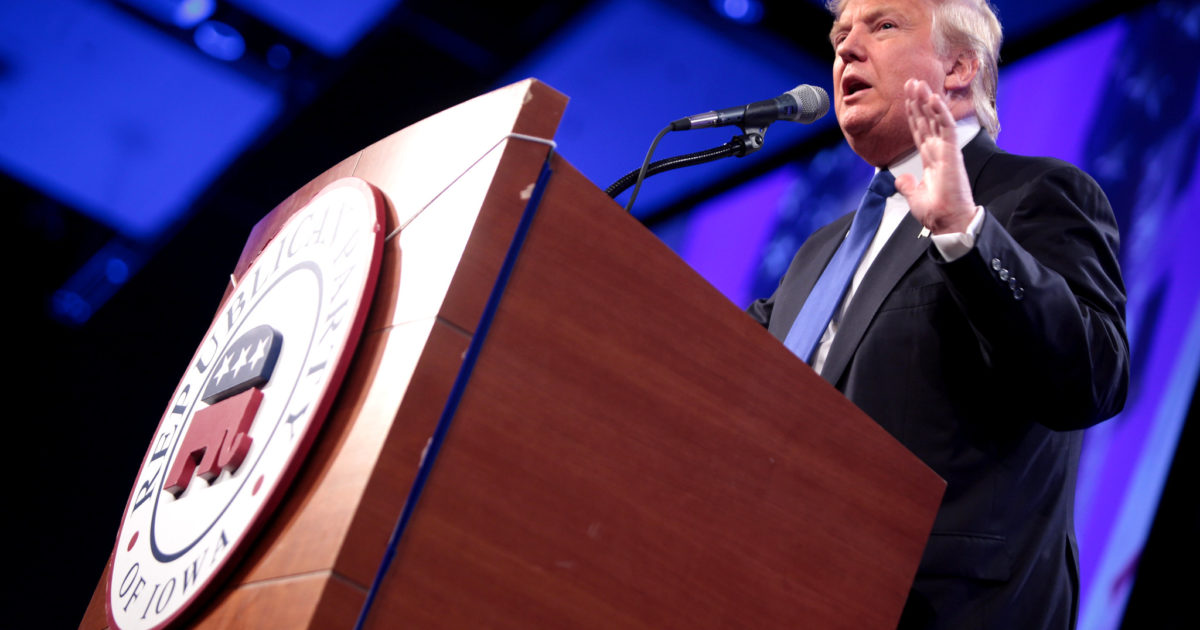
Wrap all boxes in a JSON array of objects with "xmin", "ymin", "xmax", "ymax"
[{"xmin": 747, "ymin": 0, "xmax": 1129, "ymax": 627}]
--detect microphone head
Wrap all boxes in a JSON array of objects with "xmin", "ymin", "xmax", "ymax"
[{"xmin": 783, "ymin": 84, "xmax": 830, "ymax": 124}]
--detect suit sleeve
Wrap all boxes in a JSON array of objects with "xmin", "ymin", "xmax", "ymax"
[
  {"xmin": 746, "ymin": 294, "xmax": 773, "ymax": 328},
  {"xmin": 935, "ymin": 165, "xmax": 1129, "ymax": 430}
]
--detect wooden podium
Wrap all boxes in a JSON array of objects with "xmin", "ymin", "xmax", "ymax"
[{"xmin": 81, "ymin": 79, "xmax": 943, "ymax": 629}]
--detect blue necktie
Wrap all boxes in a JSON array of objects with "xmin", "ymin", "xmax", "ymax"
[{"xmin": 784, "ymin": 170, "xmax": 895, "ymax": 364}]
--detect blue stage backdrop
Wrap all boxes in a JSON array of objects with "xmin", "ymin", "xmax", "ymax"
[{"xmin": 646, "ymin": 4, "xmax": 1200, "ymax": 627}]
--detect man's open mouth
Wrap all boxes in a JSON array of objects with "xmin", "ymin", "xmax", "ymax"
[{"xmin": 843, "ymin": 77, "xmax": 871, "ymax": 96}]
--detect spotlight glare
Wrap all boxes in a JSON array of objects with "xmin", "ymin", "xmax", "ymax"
[
  {"xmin": 174, "ymin": 0, "xmax": 215, "ymax": 28},
  {"xmin": 267, "ymin": 44, "xmax": 292, "ymax": 70},
  {"xmin": 194, "ymin": 20, "xmax": 246, "ymax": 62},
  {"xmin": 711, "ymin": 0, "xmax": 763, "ymax": 24},
  {"xmin": 105, "ymin": 257, "xmax": 131, "ymax": 285}
]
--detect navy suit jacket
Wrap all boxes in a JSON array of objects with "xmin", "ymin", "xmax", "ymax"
[{"xmin": 748, "ymin": 131, "xmax": 1129, "ymax": 629}]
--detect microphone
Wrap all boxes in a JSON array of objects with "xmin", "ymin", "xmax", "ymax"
[{"xmin": 670, "ymin": 84, "xmax": 830, "ymax": 131}]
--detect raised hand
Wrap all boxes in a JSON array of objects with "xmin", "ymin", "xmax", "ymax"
[{"xmin": 893, "ymin": 78, "xmax": 977, "ymax": 235}]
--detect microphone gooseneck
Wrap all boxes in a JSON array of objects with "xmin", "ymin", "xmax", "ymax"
[{"xmin": 610, "ymin": 83, "xmax": 831, "ymax": 213}]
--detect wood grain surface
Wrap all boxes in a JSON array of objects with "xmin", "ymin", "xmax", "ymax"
[{"xmin": 358, "ymin": 156, "xmax": 943, "ymax": 630}]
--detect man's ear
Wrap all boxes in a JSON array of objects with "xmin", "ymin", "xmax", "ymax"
[{"xmin": 944, "ymin": 52, "xmax": 980, "ymax": 93}]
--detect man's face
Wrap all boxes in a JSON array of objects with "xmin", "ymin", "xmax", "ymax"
[{"xmin": 830, "ymin": 0, "xmax": 949, "ymax": 165}]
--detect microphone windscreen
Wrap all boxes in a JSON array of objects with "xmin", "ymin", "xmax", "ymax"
[{"xmin": 787, "ymin": 85, "xmax": 830, "ymax": 123}]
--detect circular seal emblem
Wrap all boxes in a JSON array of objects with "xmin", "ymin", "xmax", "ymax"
[{"xmin": 107, "ymin": 178, "xmax": 385, "ymax": 629}]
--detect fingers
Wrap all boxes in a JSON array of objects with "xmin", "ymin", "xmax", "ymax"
[
  {"xmin": 907, "ymin": 79, "xmax": 956, "ymax": 141},
  {"xmin": 905, "ymin": 79, "xmax": 926, "ymax": 145},
  {"xmin": 905, "ymin": 80, "xmax": 936, "ymax": 153},
  {"xmin": 906, "ymin": 94, "xmax": 928, "ymax": 144},
  {"xmin": 894, "ymin": 172, "xmax": 918, "ymax": 197},
  {"xmin": 905, "ymin": 79, "xmax": 956, "ymax": 140}
]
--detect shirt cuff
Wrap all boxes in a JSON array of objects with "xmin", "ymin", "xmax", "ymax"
[{"xmin": 932, "ymin": 206, "xmax": 986, "ymax": 262}]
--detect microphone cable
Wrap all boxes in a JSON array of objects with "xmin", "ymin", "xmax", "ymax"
[{"xmin": 614, "ymin": 124, "xmax": 671, "ymax": 214}]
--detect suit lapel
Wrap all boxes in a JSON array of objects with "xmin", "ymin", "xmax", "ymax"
[
  {"xmin": 819, "ymin": 212, "xmax": 928, "ymax": 384},
  {"xmin": 962, "ymin": 130, "xmax": 999, "ymax": 199},
  {"xmin": 818, "ymin": 130, "xmax": 999, "ymax": 385},
  {"xmin": 768, "ymin": 214, "xmax": 853, "ymax": 340}
]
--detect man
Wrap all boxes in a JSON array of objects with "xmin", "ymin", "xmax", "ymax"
[{"xmin": 747, "ymin": 0, "xmax": 1129, "ymax": 627}]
